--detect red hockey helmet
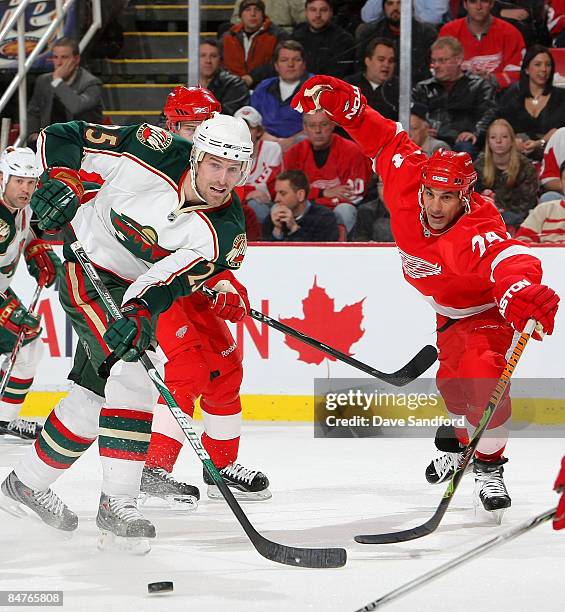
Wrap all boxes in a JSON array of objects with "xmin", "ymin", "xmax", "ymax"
[
  {"xmin": 163, "ymin": 85, "xmax": 222, "ymax": 127},
  {"xmin": 420, "ymin": 149, "xmax": 477, "ymax": 196}
]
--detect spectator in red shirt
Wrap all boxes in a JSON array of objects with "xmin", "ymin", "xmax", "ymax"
[
  {"xmin": 439, "ymin": 0, "xmax": 525, "ymax": 90},
  {"xmin": 221, "ymin": 0, "xmax": 286, "ymax": 89},
  {"xmin": 233, "ymin": 105, "xmax": 283, "ymax": 223},
  {"xmin": 284, "ymin": 108, "xmax": 373, "ymax": 234}
]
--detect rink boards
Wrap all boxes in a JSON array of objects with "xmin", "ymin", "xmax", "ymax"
[{"xmin": 11, "ymin": 243, "xmax": 565, "ymax": 424}]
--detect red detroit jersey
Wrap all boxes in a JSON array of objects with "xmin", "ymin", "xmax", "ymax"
[{"xmin": 346, "ymin": 109, "xmax": 542, "ymax": 318}]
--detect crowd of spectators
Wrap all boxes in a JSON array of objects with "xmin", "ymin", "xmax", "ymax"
[{"xmin": 21, "ymin": 0, "xmax": 565, "ymax": 244}]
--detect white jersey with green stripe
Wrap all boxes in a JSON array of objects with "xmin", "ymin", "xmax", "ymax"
[
  {"xmin": 0, "ymin": 201, "xmax": 33, "ymax": 295},
  {"xmin": 36, "ymin": 121, "xmax": 247, "ymax": 315}
]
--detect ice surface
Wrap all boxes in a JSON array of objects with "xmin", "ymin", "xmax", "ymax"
[{"xmin": 0, "ymin": 424, "xmax": 563, "ymax": 612}]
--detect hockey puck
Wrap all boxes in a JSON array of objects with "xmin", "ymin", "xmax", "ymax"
[{"xmin": 147, "ymin": 581, "xmax": 174, "ymax": 594}]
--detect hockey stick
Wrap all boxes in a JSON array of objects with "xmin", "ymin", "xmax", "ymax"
[
  {"xmin": 355, "ymin": 318, "xmax": 537, "ymax": 544},
  {"xmin": 355, "ymin": 506, "xmax": 556, "ymax": 611},
  {"xmin": 0, "ymin": 284, "xmax": 43, "ymax": 397},
  {"xmin": 70, "ymin": 241, "xmax": 346, "ymax": 569},
  {"xmin": 200, "ymin": 286, "xmax": 437, "ymax": 386}
]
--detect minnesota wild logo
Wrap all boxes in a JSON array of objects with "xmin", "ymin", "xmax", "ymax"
[
  {"xmin": 110, "ymin": 210, "xmax": 171, "ymax": 263},
  {"xmin": 0, "ymin": 219, "xmax": 14, "ymax": 242},
  {"xmin": 225, "ymin": 233, "xmax": 246, "ymax": 268}
]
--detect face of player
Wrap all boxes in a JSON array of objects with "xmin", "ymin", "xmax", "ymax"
[
  {"xmin": 409, "ymin": 114, "xmax": 428, "ymax": 147},
  {"xmin": 488, "ymin": 123, "xmax": 513, "ymax": 157},
  {"xmin": 241, "ymin": 5, "xmax": 264, "ymax": 33},
  {"xmin": 195, "ymin": 153, "xmax": 244, "ymax": 206},
  {"xmin": 384, "ymin": 0, "xmax": 401, "ymax": 26},
  {"xmin": 306, "ymin": 1, "xmax": 333, "ymax": 31},
  {"xmin": 365, "ymin": 44, "xmax": 395, "ymax": 84},
  {"xmin": 526, "ymin": 52, "xmax": 552, "ymax": 89},
  {"xmin": 303, "ymin": 111, "xmax": 334, "ymax": 150},
  {"xmin": 1, "ymin": 175, "xmax": 38, "ymax": 211},
  {"xmin": 464, "ymin": 0, "xmax": 494, "ymax": 24},
  {"xmin": 274, "ymin": 179, "xmax": 305, "ymax": 213},
  {"xmin": 174, "ymin": 121, "xmax": 201, "ymax": 141},
  {"xmin": 421, "ymin": 187, "xmax": 464, "ymax": 230},
  {"xmin": 275, "ymin": 48, "xmax": 306, "ymax": 83},
  {"xmin": 430, "ymin": 46, "xmax": 463, "ymax": 82},
  {"xmin": 199, "ymin": 44, "xmax": 221, "ymax": 79}
]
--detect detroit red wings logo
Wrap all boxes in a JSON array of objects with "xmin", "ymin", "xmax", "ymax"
[
  {"xmin": 136, "ymin": 124, "xmax": 172, "ymax": 152},
  {"xmin": 398, "ymin": 248, "xmax": 442, "ymax": 279},
  {"xmin": 226, "ymin": 233, "xmax": 247, "ymax": 268}
]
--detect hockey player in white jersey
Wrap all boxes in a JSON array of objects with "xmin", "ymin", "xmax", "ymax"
[
  {"xmin": 0, "ymin": 115, "xmax": 253, "ymax": 552},
  {"xmin": 0, "ymin": 147, "xmax": 61, "ymax": 441}
]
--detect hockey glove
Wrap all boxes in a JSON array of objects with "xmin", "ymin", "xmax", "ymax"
[
  {"xmin": 496, "ymin": 278, "xmax": 559, "ymax": 338},
  {"xmin": 205, "ymin": 270, "xmax": 249, "ymax": 322},
  {"xmin": 31, "ymin": 167, "xmax": 84, "ymax": 231},
  {"xmin": 554, "ymin": 456, "xmax": 565, "ymax": 530},
  {"xmin": 291, "ymin": 75, "xmax": 367, "ymax": 127},
  {"xmin": 103, "ymin": 299, "xmax": 153, "ymax": 362},
  {"xmin": 25, "ymin": 239, "xmax": 62, "ymax": 288},
  {"xmin": 0, "ymin": 291, "xmax": 41, "ymax": 340}
]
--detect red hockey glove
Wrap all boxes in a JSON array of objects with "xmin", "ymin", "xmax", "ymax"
[
  {"xmin": 496, "ymin": 278, "xmax": 559, "ymax": 338},
  {"xmin": 554, "ymin": 456, "xmax": 565, "ymax": 530},
  {"xmin": 0, "ymin": 291, "xmax": 41, "ymax": 340},
  {"xmin": 291, "ymin": 75, "xmax": 367, "ymax": 127},
  {"xmin": 103, "ymin": 299, "xmax": 153, "ymax": 362},
  {"xmin": 25, "ymin": 239, "xmax": 62, "ymax": 288},
  {"xmin": 206, "ymin": 270, "xmax": 249, "ymax": 322}
]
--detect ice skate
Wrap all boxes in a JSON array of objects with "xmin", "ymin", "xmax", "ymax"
[
  {"xmin": 426, "ymin": 425, "xmax": 473, "ymax": 484},
  {"xmin": 204, "ymin": 462, "xmax": 271, "ymax": 501},
  {"xmin": 96, "ymin": 492, "xmax": 156, "ymax": 554},
  {"xmin": 0, "ymin": 470, "xmax": 78, "ymax": 531},
  {"xmin": 473, "ymin": 458, "xmax": 511, "ymax": 524},
  {"xmin": 140, "ymin": 466, "xmax": 199, "ymax": 511},
  {"xmin": 0, "ymin": 418, "xmax": 42, "ymax": 441},
  {"xmin": 425, "ymin": 450, "xmax": 473, "ymax": 484}
]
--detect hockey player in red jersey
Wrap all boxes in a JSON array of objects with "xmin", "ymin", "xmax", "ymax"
[
  {"xmin": 291, "ymin": 75, "xmax": 560, "ymax": 517},
  {"xmin": 554, "ymin": 456, "xmax": 565, "ymax": 530},
  {"xmin": 141, "ymin": 86, "xmax": 271, "ymax": 507}
]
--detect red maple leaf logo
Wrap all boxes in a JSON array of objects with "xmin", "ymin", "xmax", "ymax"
[{"xmin": 279, "ymin": 278, "xmax": 365, "ymax": 365}]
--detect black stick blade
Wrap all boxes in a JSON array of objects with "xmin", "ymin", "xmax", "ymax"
[
  {"xmin": 383, "ymin": 344, "xmax": 438, "ymax": 386},
  {"xmin": 355, "ymin": 523, "xmax": 435, "ymax": 544},
  {"xmin": 354, "ymin": 499, "xmax": 447, "ymax": 544},
  {"xmin": 257, "ymin": 537, "xmax": 347, "ymax": 568}
]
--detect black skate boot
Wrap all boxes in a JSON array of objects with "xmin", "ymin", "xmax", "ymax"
[
  {"xmin": 0, "ymin": 418, "xmax": 42, "ymax": 441},
  {"xmin": 96, "ymin": 492, "xmax": 156, "ymax": 554},
  {"xmin": 0, "ymin": 470, "xmax": 78, "ymax": 531},
  {"xmin": 140, "ymin": 466, "xmax": 199, "ymax": 510},
  {"xmin": 425, "ymin": 425, "xmax": 473, "ymax": 484},
  {"xmin": 473, "ymin": 457, "xmax": 511, "ymax": 523},
  {"xmin": 204, "ymin": 462, "xmax": 271, "ymax": 501}
]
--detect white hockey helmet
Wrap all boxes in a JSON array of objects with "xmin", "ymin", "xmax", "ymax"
[
  {"xmin": 0, "ymin": 146, "xmax": 40, "ymax": 192},
  {"xmin": 189, "ymin": 114, "xmax": 254, "ymax": 202}
]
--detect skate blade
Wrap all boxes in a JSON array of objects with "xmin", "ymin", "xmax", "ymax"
[
  {"xmin": 97, "ymin": 529, "xmax": 151, "ymax": 555},
  {"xmin": 473, "ymin": 498, "xmax": 509, "ymax": 524},
  {"xmin": 206, "ymin": 485, "xmax": 272, "ymax": 501},
  {"xmin": 0, "ymin": 435, "xmax": 35, "ymax": 445},
  {"xmin": 0, "ymin": 492, "xmax": 28, "ymax": 517},
  {"xmin": 139, "ymin": 492, "xmax": 198, "ymax": 512}
]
